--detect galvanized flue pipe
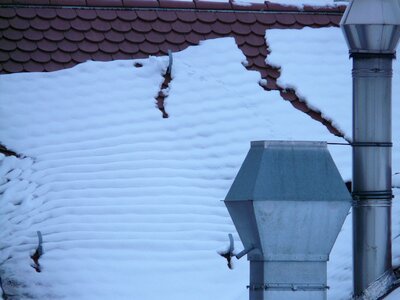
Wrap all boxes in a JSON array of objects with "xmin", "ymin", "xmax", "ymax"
[
  {"xmin": 351, "ymin": 54, "xmax": 395, "ymax": 296},
  {"xmin": 341, "ymin": 0, "xmax": 400, "ymax": 297}
]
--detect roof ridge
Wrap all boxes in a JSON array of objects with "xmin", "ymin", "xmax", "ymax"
[{"xmin": 3, "ymin": 1, "xmax": 346, "ymax": 13}]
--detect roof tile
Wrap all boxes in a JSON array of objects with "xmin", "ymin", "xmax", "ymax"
[
  {"xmin": 119, "ymin": 41, "xmax": 139, "ymax": 54},
  {"xmin": 55, "ymin": 8, "xmax": 77, "ymax": 20},
  {"xmin": 71, "ymin": 50, "xmax": 92, "ymax": 62},
  {"xmin": 28, "ymin": 18, "xmax": 50, "ymax": 31},
  {"xmin": 70, "ymin": 18, "xmax": 91, "ymax": 32},
  {"xmin": 50, "ymin": 18, "xmax": 71, "ymax": 31},
  {"xmin": 31, "ymin": 51, "xmax": 51, "ymax": 63},
  {"xmin": 216, "ymin": 12, "xmax": 236, "ymax": 24},
  {"xmin": 96, "ymin": 9, "xmax": 118, "ymax": 21},
  {"xmin": 23, "ymin": 60, "xmax": 45, "ymax": 72},
  {"xmin": 176, "ymin": 11, "xmax": 197, "ymax": 23},
  {"xmin": 17, "ymin": 39, "xmax": 37, "ymax": 51},
  {"xmin": 204, "ymin": 32, "xmax": 222, "ymax": 40},
  {"xmin": 37, "ymin": 39, "xmax": 58, "ymax": 52},
  {"xmin": 3, "ymin": 27, "xmax": 24, "ymax": 41},
  {"xmin": 58, "ymin": 39, "xmax": 79, "ymax": 52},
  {"xmin": 210, "ymin": 21, "xmax": 231, "ymax": 35},
  {"xmin": 0, "ymin": 19, "xmax": 9, "ymax": 30},
  {"xmin": 159, "ymin": 42, "xmax": 181, "ymax": 54},
  {"xmin": 276, "ymin": 14, "xmax": 296, "ymax": 26},
  {"xmin": 77, "ymin": 9, "xmax": 97, "ymax": 20},
  {"xmin": 0, "ymin": 8, "xmax": 16, "ymax": 19},
  {"xmin": 112, "ymin": 52, "xmax": 133, "ymax": 60},
  {"xmin": 50, "ymin": 0, "xmax": 84, "ymax": 4},
  {"xmin": 234, "ymin": 35, "xmax": 246, "ymax": 46},
  {"xmin": 124, "ymin": 31, "xmax": 145, "ymax": 43},
  {"xmin": 171, "ymin": 20, "xmax": 192, "ymax": 34},
  {"xmin": 329, "ymin": 15, "xmax": 342, "ymax": 26},
  {"xmin": 184, "ymin": 32, "xmax": 204, "ymax": 45},
  {"xmin": 294, "ymin": 14, "xmax": 315, "ymax": 26},
  {"xmin": 157, "ymin": 11, "xmax": 177, "ymax": 22},
  {"xmin": 90, "ymin": 51, "xmax": 113, "ymax": 61},
  {"xmin": 250, "ymin": 22, "xmax": 267, "ymax": 36},
  {"xmin": 245, "ymin": 34, "xmax": 265, "ymax": 47},
  {"xmin": 116, "ymin": 10, "xmax": 137, "ymax": 21},
  {"xmin": 165, "ymin": 31, "xmax": 186, "ymax": 44},
  {"xmin": 313, "ymin": 14, "xmax": 331, "ymax": 26},
  {"xmin": 151, "ymin": 20, "xmax": 172, "ymax": 33},
  {"xmin": 111, "ymin": 19, "xmax": 132, "ymax": 32},
  {"xmin": 290, "ymin": 99, "xmax": 310, "ymax": 113},
  {"xmin": 192, "ymin": 21, "xmax": 212, "ymax": 35},
  {"xmin": 3, "ymin": 60, "xmax": 23, "ymax": 73},
  {"xmin": 250, "ymin": 55, "xmax": 267, "ymax": 68},
  {"xmin": 239, "ymin": 44, "xmax": 259, "ymax": 57},
  {"xmin": 87, "ymin": 0, "xmax": 123, "ymax": 6},
  {"xmin": 64, "ymin": 29, "xmax": 85, "ymax": 42},
  {"xmin": 10, "ymin": 49, "xmax": 30, "ymax": 63},
  {"xmin": 122, "ymin": 0, "xmax": 159, "ymax": 8},
  {"xmin": 256, "ymin": 13, "xmax": 276, "ymax": 25},
  {"xmin": 84, "ymin": 30, "xmax": 104, "ymax": 42},
  {"xmin": 137, "ymin": 10, "xmax": 158, "ymax": 22},
  {"xmin": 15, "ymin": 8, "xmax": 36, "ymax": 19},
  {"xmin": 9, "ymin": 17, "xmax": 31, "ymax": 31},
  {"xmin": 0, "ymin": 51, "xmax": 10, "ymax": 62},
  {"xmin": 98, "ymin": 40, "xmax": 120, "ymax": 54},
  {"xmin": 23, "ymin": 28, "xmax": 44, "ymax": 41},
  {"xmin": 132, "ymin": 19, "xmax": 152, "ymax": 33},
  {"xmin": 196, "ymin": 12, "xmax": 217, "ymax": 24},
  {"xmin": 159, "ymin": 0, "xmax": 195, "ymax": 9},
  {"xmin": 0, "ymin": 39, "xmax": 16, "ymax": 51},
  {"xmin": 44, "ymin": 28, "xmax": 65, "ymax": 41},
  {"xmin": 91, "ymin": 19, "xmax": 112, "ymax": 32},
  {"xmin": 43, "ymin": 61, "xmax": 65, "ymax": 72},
  {"xmin": 236, "ymin": 12, "xmax": 257, "ymax": 24},
  {"xmin": 145, "ymin": 31, "xmax": 165, "ymax": 44},
  {"xmin": 78, "ymin": 40, "xmax": 99, "ymax": 53},
  {"xmin": 104, "ymin": 30, "xmax": 125, "ymax": 42},
  {"xmin": 36, "ymin": 8, "xmax": 57, "ymax": 20},
  {"xmin": 231, "ymin": 22, "xmax": 251, "ymax": 35}
]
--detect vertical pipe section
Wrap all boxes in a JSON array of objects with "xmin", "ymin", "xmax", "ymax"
[{"xmin": 352, "ymin": 54, "xmax": 394, "ymax": 296}]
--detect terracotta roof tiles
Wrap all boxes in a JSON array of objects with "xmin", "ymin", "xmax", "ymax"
[{"xmin": 0, "ymin": 0, "xmax": 347, "ymax": 137}]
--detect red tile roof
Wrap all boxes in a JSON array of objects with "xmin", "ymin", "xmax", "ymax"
[{"xmin": 0, "ymin": 0, "xmax": 346, "ymax": 137}]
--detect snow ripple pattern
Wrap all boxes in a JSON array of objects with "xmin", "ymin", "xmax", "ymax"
[{"xmin": 1, "ymin": 38, "xmax": 348, "ymax": 300}]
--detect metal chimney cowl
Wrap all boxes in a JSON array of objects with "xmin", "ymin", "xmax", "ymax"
[
  {"xmin": 340, "ymin": 0, "xmax": 400, "ymax": 54},
  {"xmin": 224, "ymin": 141, "xmax": 351, "ymax": 300}
]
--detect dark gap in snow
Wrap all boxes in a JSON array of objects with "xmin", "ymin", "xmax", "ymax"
[
  {"xmin": 345, "ymin": 180, "xmax": 352, "ymax": 193},
  {"xmin": 0, "ymin": 277, "xmax": 9, "ymax": 300},
  {"xmin": 30, "ymin": 232, "xmax": 43, "ymax": 273},
  {"xmin": 0, "ymin": 145, "xmax": 18, "ymax": 157},
  {"xmin": 218, "ymin": 250, "xmax": 233, "ymax": 270},
  {"xmin": 156, "ymin": 72, "xmax": 172, "ymax": 119}
]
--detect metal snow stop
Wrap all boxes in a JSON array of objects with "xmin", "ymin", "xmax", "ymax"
[{"xmin": 224, "ymin": 141, "xmax": 351, "ymax": 300}]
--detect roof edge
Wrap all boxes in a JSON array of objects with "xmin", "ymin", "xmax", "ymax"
[{"xmin": 2, "ymin": 0, "xmax": 347, "ymax": 13}]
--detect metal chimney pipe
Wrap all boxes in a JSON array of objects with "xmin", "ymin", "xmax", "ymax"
[{"xmin": 341, "ymin": 0, "xmax": 400, "ymax": 298}]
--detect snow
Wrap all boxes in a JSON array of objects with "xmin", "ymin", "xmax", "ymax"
[
  {"xmin": 266, "ymin": 27, "xmax": 400, "ymax": 177},
  {"xmin": 0, "ymin": 31, "xmax": 399, "ymax": 299},
  {"xmin": 0, "ymin": 37, "xmax": 347, "ymax": 299}
]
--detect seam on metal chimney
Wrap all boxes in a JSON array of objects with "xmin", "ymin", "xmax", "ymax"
[{"xmin": 340, "ymin": 0, "xmax": 400, "ymax": 298}]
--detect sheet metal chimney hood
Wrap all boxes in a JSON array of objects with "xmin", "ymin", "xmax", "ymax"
[
  {"xmin": 224, "ymin": 141, "xmax": 351, "ymax": 300},
  {"xmin": 341, "ymin": 0, "xmax": 400, "ymax": 298}
]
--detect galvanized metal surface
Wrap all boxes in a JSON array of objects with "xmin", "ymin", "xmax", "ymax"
[
  {"xmin": 341, "ymin": 1, "xmax": 400, "ymax": 297},
  {"xmin": 351, "ymin": 56, "xmax": 395, "ymax": 298},
  {"xmin": 224, "ymin": 141, "xmax": 351, "ymax": 300},
  {"xmin": 341, "ymin": 0, "xmax": 400, "ymax": 54}
]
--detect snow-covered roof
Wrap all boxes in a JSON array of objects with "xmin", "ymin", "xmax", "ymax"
[
  {"xmin": 1, "ymin": 1, "xmax": 400, "ymax": 300},
  {"xmin": 0, "ymin": 0, "xmax": 346, "ymax": 142}
]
